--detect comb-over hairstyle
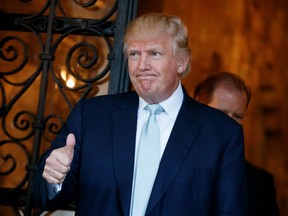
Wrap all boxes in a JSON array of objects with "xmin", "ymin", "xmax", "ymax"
[{"xmin": 123, "ymin": 13, "xmax": 192, "ymax": 76}]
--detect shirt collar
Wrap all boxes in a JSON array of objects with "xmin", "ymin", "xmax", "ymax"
[{"xmin": 138, "ymin": 82, "xmax": 184, "ymax": 120}]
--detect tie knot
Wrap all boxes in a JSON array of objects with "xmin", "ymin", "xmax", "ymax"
[{"xmin": 146, "ymin": 104, "xmax": 164, "ymax": 115}]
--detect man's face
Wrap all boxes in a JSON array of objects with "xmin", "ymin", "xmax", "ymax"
[
  {"xmin": 208, "ymin": 86, "xmax": 248, "ymax": 125},
  {"xmin": 126, "ymin": 35, "xmax": 186, "ymax": 104}
]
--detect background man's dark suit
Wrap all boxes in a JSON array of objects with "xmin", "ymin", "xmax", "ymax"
[
  {"xmin": 246, "ymin": 161, "xmax": 280, "ymax": 216},
  {"xmin": 33, "ymin": 91, "xmax": 247, "ymax": 215}
]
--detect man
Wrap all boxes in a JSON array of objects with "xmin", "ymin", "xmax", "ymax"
[
  {"xmin": 33, "ymin": 14, "xmax": 247, "ymax": 215},
  {"xmin": 194, "ymin": 71, "xmax": 280, "ymax": 216}
]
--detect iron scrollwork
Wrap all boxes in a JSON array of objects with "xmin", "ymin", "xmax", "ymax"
[{"xmin": 0, "ymin": 0, "xmax": 138, "ymax": 215}]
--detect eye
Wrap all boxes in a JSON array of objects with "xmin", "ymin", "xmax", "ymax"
[
  {"xmin": 151, "ymin": 51, "xmax": 161, "ymax": 56},
  {"xmin": 234, "ymin": 115, "xmax": 244, "ymax": 120},
  {"xmin": 129, "ymin": 51, "xmax": 138, "ymax": 57},
  {"xmin": 128, "ymin": 51, "xmax": 140, "ymax": 59}
]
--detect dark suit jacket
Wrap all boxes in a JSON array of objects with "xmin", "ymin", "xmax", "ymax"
[
  {"xmin": 246, "ymin": 161, "xmax": 280, "ymax": 216},
  {"xmin": 33, "ymin": 90, "xmax": 247, "ymax": 216}
]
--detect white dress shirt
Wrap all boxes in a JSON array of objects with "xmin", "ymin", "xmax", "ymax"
[
  {"xmin": 135, "ymin": 82, "xmax": 184, "ymax": 158},
  {"xmin": 129, "ymin": 82, "xmax": 184, "ymax": 216}
]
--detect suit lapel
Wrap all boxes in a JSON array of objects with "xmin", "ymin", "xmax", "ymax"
[
  {"xmin": 146, "ymin": 96, "xmax": 201, "ymax": 215},
  {"xmin": 112, "ymin": 92, "xmax": 139, "ymax": 216}
]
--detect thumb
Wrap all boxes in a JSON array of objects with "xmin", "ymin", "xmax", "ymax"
[{"xmin": 65, "ymin": 133, "xmax": 76, "ymax": 161}]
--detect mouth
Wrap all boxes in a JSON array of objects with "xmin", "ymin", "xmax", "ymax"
[{"xmin": 136, "ymin": 73, "xmax": 157, "ymax": 79}]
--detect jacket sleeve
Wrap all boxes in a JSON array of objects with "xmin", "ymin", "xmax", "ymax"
[
  {"xmin": 32, "ymin": 130, "xmax": 78, "ymax": 211},
  {"xmin": 215, "ymin": 125, "xmax": 248, "ymax": 216},
  {"xmin": 32, "ymin": 101, "xmax": 83, "ymax": 211}
]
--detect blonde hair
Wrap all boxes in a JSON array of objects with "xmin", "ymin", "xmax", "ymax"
[{"xmin": 123, "ymin": 13, "xmax": 192, "ymax": 76}]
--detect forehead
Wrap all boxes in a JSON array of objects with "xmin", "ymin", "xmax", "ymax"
[
  {"xmin": 126, "ymin": 35, "xmax": 173, "ymax": 51},
  {"xmin": 211, "ymin": 87, "xmax": 247, "ymax": 110}
]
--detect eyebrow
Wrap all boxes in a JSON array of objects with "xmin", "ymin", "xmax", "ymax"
[{"xmin": 129, "ymin": 43, "xmax": 166, "ymax": 50}]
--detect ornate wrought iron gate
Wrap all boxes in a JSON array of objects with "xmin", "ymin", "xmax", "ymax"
[{"xmin": 0, "ymin": 0, "xmax": 138, "ymax": 215}]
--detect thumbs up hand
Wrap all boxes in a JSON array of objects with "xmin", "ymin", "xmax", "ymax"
[{"xmin": 43, "ymin": 133, "xmax": 76, "ymax": 184}]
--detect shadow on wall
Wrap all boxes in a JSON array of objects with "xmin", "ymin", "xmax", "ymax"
[{"xmin": 138, "ymin": 0, "xmax": 164, "ymax": 14}]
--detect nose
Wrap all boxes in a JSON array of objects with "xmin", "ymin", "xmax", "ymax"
[{"xmin": 138, "ymin": 55, "xmax": 150, "ymax": 71}]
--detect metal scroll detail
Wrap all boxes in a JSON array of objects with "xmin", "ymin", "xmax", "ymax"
[{"xmin": 0, "ymin": 0, "xmax": 138, "ymax": 215}]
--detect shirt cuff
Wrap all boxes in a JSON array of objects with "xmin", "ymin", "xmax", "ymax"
[{"xmin": 47, "ymin": 183, "xmax": 62, "ymax": 200}]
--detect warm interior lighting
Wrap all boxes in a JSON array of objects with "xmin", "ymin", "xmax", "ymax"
[
  {"xmin": 60, "ymin": 69, "xmax": 67, "ymax": 80},
  {"xmin": 96, "ymin": 0, "xmax": 106, "ymax": 9},
  {"xmin": 66, "ymin": 77, "xmax": 76, "ymax": 88},
  {"xmin": 60, "ymin": 68, "xmax": 76, "ymax": 88}
]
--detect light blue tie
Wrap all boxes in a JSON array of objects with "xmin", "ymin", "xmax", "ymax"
[{"xmin": 131, "ymin": 104, "xmax": 164, "ymax": 216}]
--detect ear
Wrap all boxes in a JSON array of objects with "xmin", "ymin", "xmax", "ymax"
[{"xmin": 177, "ymin": 57, "xmax": 189, "ymax": 74}]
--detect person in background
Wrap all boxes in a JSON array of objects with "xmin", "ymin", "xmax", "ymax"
[
  {"xmin": 33, "ymin": 13, "xmax": 247, "ymax": 215},
  {"xmin": 194, "ymin": 71, "xmax": 280, "ymax": 216}
]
